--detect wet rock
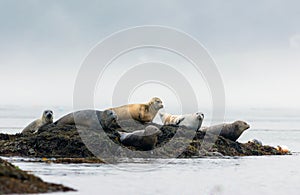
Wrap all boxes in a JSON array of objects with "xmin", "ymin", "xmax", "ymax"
[
  {"xmin": 0, "ymin": 158, "xmax": 75, "ymax": 194},
  {"xmin": 0, "ymin": 121, "xmax": 290, "ymax": 159},
  {"xmin": 28, "ymin": 148, "xmax": 35, "ymax": 155}
]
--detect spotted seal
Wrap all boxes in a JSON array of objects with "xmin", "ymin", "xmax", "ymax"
[
  {"xmin": 200, "ymin": 120, "xmax": 250, "ymax": 141},
  {"xmin": 118, "ymin": 125, "xmax": 162, "ymax": 150},
  {"xmin": 108, "ymin": 97, "xmax": 163, "ymax": 123},
  {"xmin": 159, "ymin": 112, "xmax": 204, "ymax": 131},
  {"xmin": 55, "ymin": 109, "xmax": 117, "ymax": 130},
  {"xmin": 22, "ymin": 110, "xmax": 53, "ymax": 134}
]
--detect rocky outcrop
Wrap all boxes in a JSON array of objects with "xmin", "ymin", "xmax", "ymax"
[
  {"xmin": 0, "ymin": 121, "xmax": 290, "ymax": 160},
  {"xmin": 0, "ymin": 158, "xmax": 75, "ymax": 194}
]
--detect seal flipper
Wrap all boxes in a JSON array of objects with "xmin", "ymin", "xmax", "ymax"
[{"xmin": 175, "ymin": 116, "xmax": 185, "ymax": 125}]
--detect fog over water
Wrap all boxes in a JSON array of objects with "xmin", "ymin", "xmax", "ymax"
[{"xmin": 0, "ymin": 0, "xmax": 299, "ymax": 111}]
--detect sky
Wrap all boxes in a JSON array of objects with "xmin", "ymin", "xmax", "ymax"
[{"xmin": 0, "ymin": 0, "xmax": 300, "ymax": 111}]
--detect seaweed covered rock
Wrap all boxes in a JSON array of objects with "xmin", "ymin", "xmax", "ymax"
[
  {"xmin": 0, "ymin": 124, "xmax": 95, "ymax": 158},
  {"xmin": 0, "ymin": 158, "xmax": 75, "ymax": 194},
  {"xmin": 0, "ymin": 121, "xmax": 290, "ymax": 159}
]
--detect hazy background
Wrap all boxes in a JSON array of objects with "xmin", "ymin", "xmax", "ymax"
[{"xmin": 0, "ymin": 0, "xmax": 299, "ymax": 112}]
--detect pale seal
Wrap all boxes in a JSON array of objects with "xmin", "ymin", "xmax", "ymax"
[
  {"xmin": 200, "ymin": 120, "xmax": 250, "ymax": 142},
  {"xmin": 54, "ymin": 109, "xmax": 117, "ymax": 130},
  {"xmin": 108, "ymin": 97, "xmax": 163, "ymax": 123},
  {"xmin": 22, "ymin": 110, "xmax": 54, "ymax": 134},
  {"xmin": 118, "ymin": 125, "xmax": 162, "ymax": 150},
  {"xmin": 159, "ymin": 112, "xmax": 204, "ymax": 131}
]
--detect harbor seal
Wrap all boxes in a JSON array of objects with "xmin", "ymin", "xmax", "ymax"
[
  {"xmin": 55, "ymin": 109, "xmax": 118, "ymax": 130},
  {"xmin": 22, "ymin": 110, "xmax": 54, "ymax": 134},
  {"xmin": 118, "ymin": 125, "xmax": 162, "ymax": 150},
  {"xmin": 108, "ymin": 97, "xmax": 163, "ymax": 123},
  {"xmin": 249, "ymin": 139, "xmax": 263, "ymax": 146},
  {"xmin": 200, "ymin": 120, "xmax": 250, "ymax": 142},
  {"xmin": 159, "ymin": 112, "xmax": 204, "ymax": 131}
]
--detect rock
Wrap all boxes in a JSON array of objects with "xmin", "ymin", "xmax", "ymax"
[
  {"xmin": 0, "ymin": 120, "xmax": 290, "ymax": 159},
  {"xmin": 28, "ymin": 148, "xmax": 35, "ymax": 155},
  {"xmin": 0, "ymin": 158, "xmax": 75, "ymax": 194}
]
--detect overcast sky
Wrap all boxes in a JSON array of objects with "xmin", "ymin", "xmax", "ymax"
[{"xmin": 0, "ymin": 0, "xmax": 299, "ymax": 111}]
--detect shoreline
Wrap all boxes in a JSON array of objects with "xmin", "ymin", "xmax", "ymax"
[{"xmin": 0, "ymin": 158, "xmax": 75, "ymax": 194}]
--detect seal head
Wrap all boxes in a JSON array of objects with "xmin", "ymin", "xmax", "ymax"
[
  {"xmin": 149, "ymin": 97, "xmax": 164, "ymax": 110},
  {"xmin": 43, "ymin": 110, "xmax": 54, "ymax": 123},
  {"xmin": 249, "ymin": 139, "xmax": 262, "ymax": 146},
  {"xmin": 99, "ymin": 110, "xmax": 118, "ymax": 130},
  {"xmin": 233, "ymin": 120, "xmax": 250, "ymax": 135}
]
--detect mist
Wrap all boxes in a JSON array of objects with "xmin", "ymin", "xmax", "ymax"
[{"xmin": 0, "ymin": 0, "xmax": 299, "ymax": 111}]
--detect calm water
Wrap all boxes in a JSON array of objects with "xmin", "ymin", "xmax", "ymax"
[
  {"xmin": 1, "ymin": 106, "xmax": 300, "ymax": 194},
  {"xmin": 4, "ymin": 154, "xmax": 300, "ymax": 195}
]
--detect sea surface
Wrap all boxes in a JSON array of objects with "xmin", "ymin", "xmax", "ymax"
[{"xmin": 1, "ymin": 106, "xmax": 300, "ymax": 195}]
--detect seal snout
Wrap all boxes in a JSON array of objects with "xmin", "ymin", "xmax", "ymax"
[
  {"xmin": 44, "ymin": 110, "xmax": 53, "ymax": 120},
  {"xmin": 46, "ymin": 113, "xmax": 52, "ymax": 119},
  {"xmin": 196, "ymin": 112, "xmax": 204, "ymax": 120}
]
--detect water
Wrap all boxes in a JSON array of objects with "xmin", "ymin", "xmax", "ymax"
[
  {"xmin": 4, "ymin": 155, "xmax": 300, "ymax": 195},
  {"xmin": 1, "ymin": 106, "xmax": 300, "ymax": 194}
]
